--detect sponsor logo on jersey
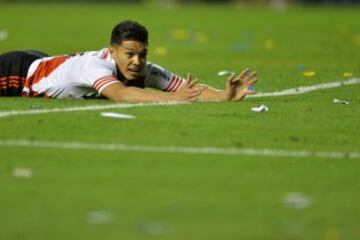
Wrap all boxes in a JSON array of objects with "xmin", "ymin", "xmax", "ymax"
[{"xmin": 151, "ymin": 69, "xmax": 171, "ymax": 81}]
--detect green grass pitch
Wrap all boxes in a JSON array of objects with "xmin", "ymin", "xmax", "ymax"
[{"xmin": 1, "ymin": 3, "xmax": 360, "ymax": 239}]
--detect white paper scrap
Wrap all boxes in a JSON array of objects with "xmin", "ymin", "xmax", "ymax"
[
  {"xmin": 283, "ymin": 192, "xmax": 313, "ymax": 209},
  {"xmin": 251, "ymin": 104, "xmax": 269, "ymax": 112},
  {"xmin": 137, "ymin": 221, "xmax": 169, "ymax": 236},
  {"xmin": 333, "ymin": 98, "xmax": 349, "ymax": 104},
  {"xmin": 218, "ymin": 70, "xmax": 235, "ymax": 76},
  {"xmin": 0, "ymin": 30, "xmax": 8, "ymax": 41},
  {"xmin": 86, "ymin": 210, "xmax": 115, "ymax": 224},
  {"xmin": 101, "ymin": 112, "xmax": 136, "ymax": 119},
  {"xmin": 13, "ymin": 168, "xmax": 33, "ymax": 178}
]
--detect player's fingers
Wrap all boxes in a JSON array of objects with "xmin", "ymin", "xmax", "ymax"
[
  {"xmin": 237, "ymin": 68, "xmax": 251, "ymax": 79},
  {"xmin": 246, "ymin": 78, "xmax": 257, "ymax": 86},
  {"xmin": 227, "ymin": 73, "xmax": 236, "ymax": 82},
  {"xmin": 187, "ymin": 89, "xmax": 201, "ymax": 100},
  {"xmin": 239, "ymin": 70, "xmax": 255, "ymax": 83},
  {"xmin": 186, "ymin": 73, "xmax": 193, "ymax": 85},
  {"xmin": 188, "ymin": 79, "xmax": 199, "ymax": 88},
  {"xmin": 246, "ymin": 71, "xmax": 257, "ymax": 81},
  {"xmin": 231, "ymin": 78, "xmax": 241, "ymax": 85},
  {"xmin": 188, "ymin": 96, "xmax": 200, "ymax": 102},
  {"xmin": 187, "ymin": 87, "xmax": 201, "ymax": 94}
]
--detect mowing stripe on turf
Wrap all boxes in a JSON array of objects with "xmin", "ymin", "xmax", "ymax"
[
  {"xmin": 0, "ymin": 139, "xmax": 359, "ymax": 159},
  {"xmin": 0, "ymin": 78, "xmax": 359, "ymax": 119}
]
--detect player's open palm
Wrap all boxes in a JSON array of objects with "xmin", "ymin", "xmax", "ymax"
[
  {"xmin": 225, "ymin": 68, "xmax": 257, "ymax": 101},
  {"xmin": 173, "ymin": 73, "xmax": 201, "ymax": 101}
]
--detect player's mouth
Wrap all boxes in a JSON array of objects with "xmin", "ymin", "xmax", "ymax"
[{"xmin": 127, "ymin": 67, "xmax": 143, "ymax": 77}]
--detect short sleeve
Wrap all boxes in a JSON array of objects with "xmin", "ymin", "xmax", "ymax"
[
  {"xmin": 82, "ymin": 57, "xmax": 119, "ymax": 94},
  {"xmin": 144, "ymin": 62, "xmax": 184, "ymax": 92}
]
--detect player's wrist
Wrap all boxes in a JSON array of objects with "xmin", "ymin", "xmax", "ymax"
[
  {"xmin": 219, "ymin": 90, "xmax": 230, "ymax": 101},
  {"xmin": 168, "ymin": 91, "xmax": 180, "ymax": 101}
]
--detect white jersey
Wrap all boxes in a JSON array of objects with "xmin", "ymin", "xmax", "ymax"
[{"xmin": 23, "ymin": 48, "xmax": 184, "ymax": 99}]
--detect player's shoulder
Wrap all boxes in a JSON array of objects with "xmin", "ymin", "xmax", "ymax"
[
  {"xmin": 145, "ymin": 61, "xmax": 173, "ymax": 81},
  {"xmin": 81, "ymin": 48, "xmax": 116, "ymax": 71}
]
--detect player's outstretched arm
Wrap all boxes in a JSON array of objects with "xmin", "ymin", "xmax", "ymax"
[
  {"xmin": 100, "ymin": 76, "xmax": 201, "ymax": 102},
  {"xmin": 195, "ymin": 68, "xmax": 257, "ymax": 102}
]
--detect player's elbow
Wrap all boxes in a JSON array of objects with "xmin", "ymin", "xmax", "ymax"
[
  {"xmin": 108, "ymin": 88, "xmax": 130, "ymax": 102},
  {"xmin": 100, "ymin": 83, "xmax": 131, "ymax": 102}
]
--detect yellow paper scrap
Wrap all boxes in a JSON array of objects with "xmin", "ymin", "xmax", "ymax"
[
  {"xmin": 195, "ymin": 32, "xmax": 207, "ymax": 43},
  {"xmin": 171, "ymin": 29, "xmax": 190, "ymax": 41},
  {"xmin": 343, "ymin": 72, "xmax": 353, "ymax": 78},
  {"xmin": 324, "ymin": 228, "xmax": 340, "ymax": 240},
  {"xmin": 353, "ymin": 35, "xmax": 360, "ymax": 45},
  {"xmin": 264, "ymin": 39, "xmax": 274, "ymax": 50},
  {"xmin": 303, "ymin": 71, "xmax": 316, "ymax": 77},
  {"xmin": 153, "ymin": 47, "xmax": 168, "ymax": 56}
]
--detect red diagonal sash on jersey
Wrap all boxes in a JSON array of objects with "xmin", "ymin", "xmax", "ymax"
[{"xmin": 23, "ymin": 56, "xmax": 69, "ymax": 96}]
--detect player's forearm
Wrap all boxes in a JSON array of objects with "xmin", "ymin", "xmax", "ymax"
[
  {"xmin": 198, "ymin": 84, "xmax": 227, "ymax": 102},
  {"xmin": 112, "ymin": 86, "xmax": 175, "ymax": 102}
]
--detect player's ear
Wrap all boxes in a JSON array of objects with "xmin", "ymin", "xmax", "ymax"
[
  {"xmin": 109, "ymin": 45, "xmax": 116, "ymax": 55},
  {"xmin": 109, "ymin": 43, "xmax": 122, "ymax": 56}
]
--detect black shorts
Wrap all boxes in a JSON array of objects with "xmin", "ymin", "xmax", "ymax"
[{"xmin": 0, "ymin": 50, "xmax": 49, "ymax": 96}]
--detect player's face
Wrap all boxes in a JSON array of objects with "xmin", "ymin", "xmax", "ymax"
[{"xmin": 110, "ymin": 41, "xmax": 148, "ymax": 80}]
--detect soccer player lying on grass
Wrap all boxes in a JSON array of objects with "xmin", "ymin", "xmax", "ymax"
[{"xmin": 0, "ymin": 20, "xmax": 257, "ymax": 102}]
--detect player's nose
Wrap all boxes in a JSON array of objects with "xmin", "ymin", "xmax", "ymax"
[{"xmin": 132, "ymin": 55, "xmax": 141, "ymax": 66}]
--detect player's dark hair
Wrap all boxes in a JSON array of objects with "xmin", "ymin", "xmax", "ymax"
[{"xmin": 110, "ymin": 20, "xmax": 148, "ymax": 46}]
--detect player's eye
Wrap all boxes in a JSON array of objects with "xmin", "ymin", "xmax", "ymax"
[{"xmin": 126, "ymin": 52, "xmax": 134, "ymax": 58}]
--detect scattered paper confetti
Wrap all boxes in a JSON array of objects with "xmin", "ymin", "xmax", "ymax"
[
  {"xmin": 153, "ymin": 47, "xmax": 168, "ymax": 56},
  {"xmin": 251, "ymin": 104, "xmax": 269, "ymax": 113},
  {"xmin": 195, "ymin": 32, "xmax": 207, "ymax": 43},
  {"xmin": 248, "ymin": 85, "xmax": 256, "ymax": 91},
  {"xmin": 30, "ymin": 105, "xmax": 43, "ymax": 109},
  {"xmin": 101, "ymin": 112, "xmax": 136, "ymax": 119},
  {"xmin": 0, "ymin": 30, "xmax": 8, "ymax": 41},
  {"xmin": 170, "ymin": 29, "xmax": 190, "ymax": 41},
  {"xmin": 242, "ymin": 32, "xmax": 253, "ymax": 39},
  {"xmin": 324, "ymin": 228, "xmax": 340, "ymax": 240},
  {"xmin": 218, "ymin": 70, "xmax": 235, "ymax": 76},
  {"xmin": 283, "ymin": 192, "xmax": 313, "ymax": 209},
  {"xmin": 295, "ymin": 64, "xmax": 306, "ymax": 72},
  {"xmin": 333, "ymin": 98, "xmax": 349, "ymax": 104},
  {"xmin": 137, "ymin": 221, "xmax": 169, "ymax": 236},
  {"xmin": 336, "ymin": 24, "xmax": 350, "ymax": 35},
  {"xmin": 86, "ymin": 210, "xmax": 115, "ymax": 224},
  {"xmin": 231, "ymin": 42, "xmax": 251, "ymax": 52},
  {"xmin": 264, "ymin": 39, "xmax": 275, "ymax": 50},
  {"xmin": 232, "ymin": 32, "xmax": 253, "ymax": 52},
  {"xmin": 343, "ymin": 72, "xmax": 353, "ymax": 78},
  {"xmin": 353, "ymin": 34, "xmax": 360, "ymax": 45},
  {"xmin": 303, "ymin": 71, "xmax": 316, "ymax": 77},
  {"xmin": 13, "ymin": 168, "xmax": 33, "ymax": 178}
]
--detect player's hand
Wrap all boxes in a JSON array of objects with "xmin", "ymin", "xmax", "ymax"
[
  {"xmin": 173, "ymin": 73, "xmax": 201, "ymax": 101},
  {"xmin": 224, "ymin": 68, "xmax": 257, "ymax": 101}
]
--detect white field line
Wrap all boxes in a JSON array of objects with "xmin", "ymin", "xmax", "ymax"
[
  {"xmin": 248, "ymin": 78, "xmax": 360, "ymax": 98},
  {"xmin": 0, "ymin": 101, "xmax": 185, "ymax": 118},
  {"xmin": 0, "ymin": 78, "xmax": 359, "ymax": 119},
  {"xmin": 0, "ymin": 139, "xmax": 358, "ymax": 159}
]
